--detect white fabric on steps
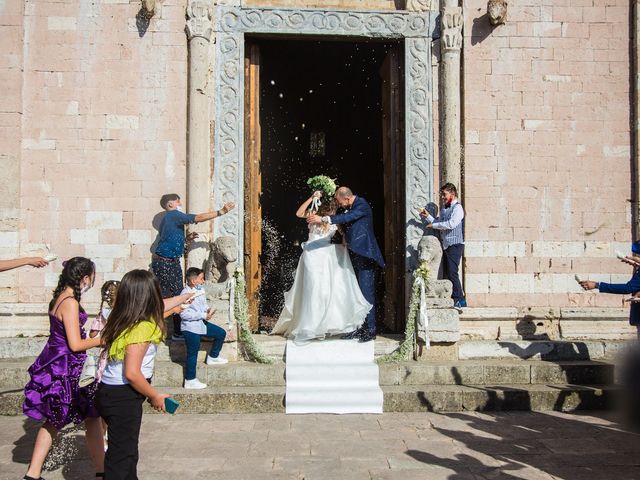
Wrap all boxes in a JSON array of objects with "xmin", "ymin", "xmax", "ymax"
[{"xmin": 285, "ymin": 338, "xmax": 383, "ymax": 414}]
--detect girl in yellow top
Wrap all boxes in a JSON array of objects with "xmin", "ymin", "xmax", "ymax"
[{"xmin": 96, "ymin": 269, "xmax": 170, "ymax": 479}]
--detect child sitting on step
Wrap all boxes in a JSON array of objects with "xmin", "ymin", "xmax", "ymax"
[{"xmin": 180, "ymin": 267, "xmax": 228, "ymax": 389}]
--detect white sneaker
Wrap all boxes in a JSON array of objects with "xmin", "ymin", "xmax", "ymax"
[
  {"xmin": 184, "ymin": 378, "xmax": 207, "ymax": 389},
  {"xmin": 206, "ymin": 355, "xmax": 228, "ymax": 365}
]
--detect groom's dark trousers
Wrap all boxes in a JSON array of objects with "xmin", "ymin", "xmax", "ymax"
[
  {"xmin": 350, "ymin": 252, "xmax": 377, "ymax": 335},
  {"xmin": 329, "ymin": 196, "xmax": 384, "ymax": 336}
]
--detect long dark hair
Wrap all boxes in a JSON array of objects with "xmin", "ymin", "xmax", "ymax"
[
  {"xmin": 49, "ymin": 257, "xmax": 95, "ymax": 312},
  {"xmin": 100, "ymin": 270, "xmax": 165, "ymax": 356}
]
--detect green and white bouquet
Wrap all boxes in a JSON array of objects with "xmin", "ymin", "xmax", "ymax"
[{"xmin": 307, "ymin": 175, "xmax": 337, "ymax": 199}]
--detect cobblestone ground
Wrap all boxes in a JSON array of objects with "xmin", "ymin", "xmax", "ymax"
[{"xmin": 2, "ymin": 411, "xmax": 640, "ymax": 480}]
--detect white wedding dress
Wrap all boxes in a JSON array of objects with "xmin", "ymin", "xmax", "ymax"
[{"xmin": 271, "ymin": 224, "xmax": 372, "ymax": 345}]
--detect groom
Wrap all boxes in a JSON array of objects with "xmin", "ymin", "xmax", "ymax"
[{"xmin": 308, "ymin": 186, "xmax": 385, "ymax": 342}]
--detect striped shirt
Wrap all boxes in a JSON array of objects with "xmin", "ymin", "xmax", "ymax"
[{"xmin": 423, "ymin": 200, "xmax": 464, "ymax": 250}]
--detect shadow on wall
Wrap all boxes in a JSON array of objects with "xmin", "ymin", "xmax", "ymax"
[
  {"xmin": 136, "ymin": 8, "xmax": 152, "ymax": 37},
  {"xmin": 149, "ymin": 211, "xmax": 166, "ymax": 260},
  {"xmin": 471, "ymin": 13, "xmax": 493, "ymax": 46}
]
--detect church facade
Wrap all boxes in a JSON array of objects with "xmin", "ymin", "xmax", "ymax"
[{"xmin": 0, "ymin": 0, "xmax": 635, "ymax": 339}]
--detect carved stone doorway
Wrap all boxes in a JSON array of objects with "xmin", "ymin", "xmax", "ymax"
[
  {"xmin": 244, "ymin": 37, "xmax": 403, "ymax": 332},
  {"xmin": 211, "ymin": 6, "xmax": 437, "ymax": 332}
]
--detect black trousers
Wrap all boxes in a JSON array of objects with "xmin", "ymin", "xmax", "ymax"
[
  {"xmin": 443, "ymin": 243, "xmax": 464, "ymax": 303},
  {"xmin": 151, "ymin": 256, "xmax": 183, "ymax": 335},
  {"xmin": 350, "ymin": 252, "xmax": 378, "ymax": 335},
  {"xmin": 96, "ymin": 383, "xmax": 146, "ymax": 480}
]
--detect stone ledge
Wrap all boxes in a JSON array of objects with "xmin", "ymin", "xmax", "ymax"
[
  {"xmin": 458, "ymin": 340, "xmax": 627, "ymax": 361},
  {"xmin": 0, "ymin": 384, "xmax": 617, "ymax": 415},
  {"xmin": 459, "ymin": 307, "xmax": 629, "ymax": 321},
  {"xmin": 0, "ymin": 359, "xmax": 614, "ymax": 389}
]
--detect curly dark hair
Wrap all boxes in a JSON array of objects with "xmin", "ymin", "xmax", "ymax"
[
  {"xmin": 49, "ymin": 257, "xmax": 96, "ymax": 312},
  {"xmin": 99, "ymin": 280, "xmax": 120, "ymax": 314}
]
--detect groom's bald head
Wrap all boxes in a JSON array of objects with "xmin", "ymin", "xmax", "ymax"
[
  {"xmin": 336, "ymin": 186, "xmax": 353, "ymax": 198},
  {"xmin": 335, "ymin": 186, "xmax": 355, "ymax": 208}
]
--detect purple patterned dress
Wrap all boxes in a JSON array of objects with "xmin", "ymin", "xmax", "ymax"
[{"xmin": 23, "ymin": 307, "xmax": 99, "ymax": 430}]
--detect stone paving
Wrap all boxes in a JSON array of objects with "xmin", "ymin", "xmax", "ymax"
[{"xmin": 2, "ymin": 411, "xmax": 640, "ymax": 480}]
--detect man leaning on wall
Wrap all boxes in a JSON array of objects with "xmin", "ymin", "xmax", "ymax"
[{"xmin": 420, "ymin": 182, "xmax": 466, "ymax": 308}]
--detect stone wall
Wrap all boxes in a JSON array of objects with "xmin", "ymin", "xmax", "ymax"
[
  {"xmin": 463, "ymin": 0, "xmax": 633, "ymax": 307},
  {"xmin": 0, "ymin": 0, "xmax": 636, "ymax": 335},
  {"xmin": 0, "ymin": 0, "xmax": 189, "ymax": 313}
]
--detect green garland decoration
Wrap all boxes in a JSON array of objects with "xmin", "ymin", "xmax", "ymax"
[
  {"xmin": 234, "ymin": 269, "xmax": 273, "ymax": 364},
  {"xmin": 376, "ymin": 262, "xmax": 429, "ymax": 364}
]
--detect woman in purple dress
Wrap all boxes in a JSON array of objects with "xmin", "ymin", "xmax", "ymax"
[{"xmin": 23, "ymin": 257, "xmax": 105, "ymax": 480}]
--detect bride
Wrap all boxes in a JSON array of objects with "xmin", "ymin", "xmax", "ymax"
[{"xmin": 271, "ymin": 189, "xmax": 372, "ymax": 345}]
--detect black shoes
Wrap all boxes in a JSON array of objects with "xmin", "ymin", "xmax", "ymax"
[
  {"xmin": 341, "ymin": 326, "xmax": 376, "ymax": 342},
  {"xmin": 358, "ymin": 331, "xmax": 376, "ymax": 343},
  {"xmin": 341, "ymin": 327, "xmax": 364, "ymax": 340}
]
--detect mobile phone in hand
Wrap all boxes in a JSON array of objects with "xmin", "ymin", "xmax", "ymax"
[{"xmin": 164, "ymin": 397, "xmax": 180, "ymax": 414}]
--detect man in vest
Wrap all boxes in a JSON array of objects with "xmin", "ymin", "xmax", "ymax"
[{"xmin": 420, "ymin": 182, "xmax": 467, "ymax": 308}]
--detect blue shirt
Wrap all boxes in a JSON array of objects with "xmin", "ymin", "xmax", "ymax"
[
  {"xmin": 598, "ymin": 269, "xmax": 640, "ymax": 326},
  {"xmin": 154, "ymin": 210, "xmax": 196, "ymax": 258}
]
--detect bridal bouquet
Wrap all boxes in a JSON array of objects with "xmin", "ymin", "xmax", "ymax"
[{"xmin": 307, "ymin": 175, "xmax": 337, "ymax": 198}]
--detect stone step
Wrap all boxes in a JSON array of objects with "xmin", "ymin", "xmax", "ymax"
[
  {"xmin": 0, "ymin": 335, "xmax": 402, "ymax": 362},
  {"xmin": 1, "ymin": 359, "xmax": 615, "ymax": 389},
  {"xmin": 0, "ymin": 336, "xmax": 627, "ymax": 362},
  {"xmin": 249, "ymin": 334, "xmax": 403, "ymax": 360},
  {"xmin": 0, "ymin": 383, "xmax": 616, "ymax": 415},
  {"xmin": 458, "ymin": 339, "xmax": 626, "ymax": 361}
]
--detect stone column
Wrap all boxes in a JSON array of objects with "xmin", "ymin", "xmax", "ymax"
[
  {"xmin": 439, "ymin": 0, "xmax": 463, "ymax": 190},
  {"xmin": 186, "ymin": 1, "xmax": 214, "ymax": 268}
]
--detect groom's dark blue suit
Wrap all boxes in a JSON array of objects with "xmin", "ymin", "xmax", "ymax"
[{"xmin": 329, "ymin": 196, "xmax": 384, "ymax": 335}]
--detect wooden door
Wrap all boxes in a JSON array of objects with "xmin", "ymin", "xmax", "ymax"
[
  {"xmin": 244, "ymin": 42, "xmax": 261, "ymax": 332},
  {"xmin": 380, "ymin": 45, "xmax": 405, "ymax": 332}
]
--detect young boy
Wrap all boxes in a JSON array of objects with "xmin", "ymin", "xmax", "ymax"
[
  {"xmin": 180, "ymin": 267, "xmax": 228, "ymax": 389},
  {"xmin": 152, "ymin": 193, "xmax": 234, "ymax": 341}
]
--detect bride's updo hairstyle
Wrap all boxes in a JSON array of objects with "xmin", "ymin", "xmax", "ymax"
[{"xmin": 316, "ymin": 197, "xmax": 337, "ymax": 217}]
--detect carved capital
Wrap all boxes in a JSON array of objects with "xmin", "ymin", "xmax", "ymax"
[
  {"xmin": 406, "ymin": 0, "xmax": 436, "ymax": 12},
  {"xmin": 440, "ymin": 6, "xmax": 463, "ymax": 52},
  {"xmin": 186, "ymin": 1, "xmax": 214, "ymax": 41}
]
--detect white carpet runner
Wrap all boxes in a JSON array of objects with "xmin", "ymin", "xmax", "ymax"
[{"xmin": 285, "ymin": 338, "xmax": 384, "ymax": 414}]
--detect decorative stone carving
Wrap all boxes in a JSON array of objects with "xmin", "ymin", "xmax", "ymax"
[
  {"xmin": 141, "ymin": 0, "xmax": 155, "ymax": 18},
  {"xmin": 417, "ymin": 235, "xmax": 453, "ymax": 299},
  {"xmin": 416, "ymin": 234, "xmax": 459, "ymax": 345},
  {"xmin": 205, "ymin": 236, "xmax": 238, "ymax": 284},
  {"xmin": 211, "ymin": 5, "xmax": 438, "ymax": 275},
  {"xmin": 186, "ymin": 1, "xmax": 214, "ymax": 41},
  {"xmin": 405, "ymin": 36, "xmax": 434, "ymax": 266},
  {"xmin": 406, "ymin": 0, "xmax": 436, "ymax": 12},
  {"xmin": 487, "ymin": 0, "xmax": 508, "ymax": 26},
  {"xmin": 216, "ymin": 7, "xmax": 433, "ymax": 38},
  {"xmin": 441, "ymin": 7, "xmax": 463, "ymax": 52}
]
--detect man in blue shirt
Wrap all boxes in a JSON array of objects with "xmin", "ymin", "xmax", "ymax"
[
  {"xmin": 579, "ymin": 241, "xmax": 640, "ymax": 337},
  {"xmin": 153, "ymin": 193, "xmax": 235, "ymax": 341}
]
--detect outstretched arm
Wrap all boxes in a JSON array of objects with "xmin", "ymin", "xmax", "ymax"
[
  {"xmin": 194, "ymin": 202, "xmax": 236, "ymax": 223},
  {"xmin": 328, "ymin": 201, "xmax": 367, "ymax": 225},
  {"xmin": 296, "ymin": 191, "xmax": 322, "ymax": 218},
  {"xmin": 0, "ymin": 257, "xmax": 48, "ymax": 272},
  {"xmin": 431, "ymin": 205, "xmax": 464, "ymax": 230},
  {"xmin": 580, "ymin": 272, "xmax": 640, "ymax": 295}
]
